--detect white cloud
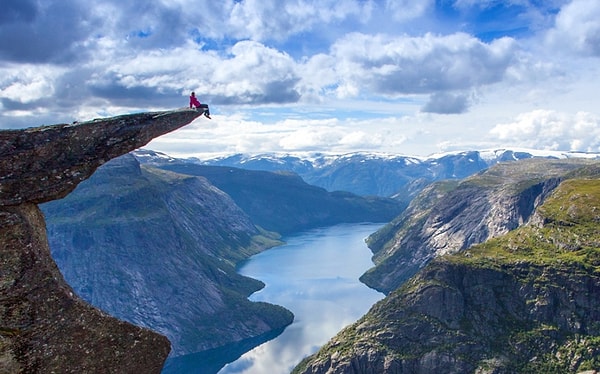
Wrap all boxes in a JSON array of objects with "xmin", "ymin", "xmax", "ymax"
[
  {"xmin": 227, "ymin": 0, "xmax": 365, "ymax": 41},
  {"xmin": 0, "ymin": 64, "xmax": 63, "ymax": 104},
  {"xmin": 279, "ymin": 126, "xmax": 342, "ymax": 151},
  {"xmin": 298, "ymin": 54, "xmax": 338, "ymax": 101},
  {"xmin": 55, "ymin": 37, "xmax": 303, "ymax": 109},
  {"xmin": 385, "ymin": 0, "xmax": 434, "ymax": 21},
  {"xmin": 489, "ymin": 109, "xmax": 600, "ymax": 152},
  {"xmin": 147, "ymin": 115, "xmax": 417, "ymax": 157},
  {"xmin": 2, "ymin": 0, "xmax": 600, "ymax": 159},
  {"xmin": 326, "ymin": 32, "xmax": 519, "ymax": 113},
  {"xmin": 546, "ymin": 0, "xmax": 600, "ymax": 56},
  {"xmin": 339, "ymin": 130, "xmax": 384, "ymax": 148},
  {"xmin": 330, "ymin": 32, "xmax": 518, "ymax": 96},
  {"xmin": 210, "ymin": 41, "xmax": 300, "ymax": 103}
]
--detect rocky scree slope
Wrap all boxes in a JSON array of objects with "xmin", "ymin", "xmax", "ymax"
[
  {"xmin": 41, "ymin": 154, "xmax": 293, "ymax": 357},
  {"xmin": 0, "ymin": 110, "xmax": 201, "ymax": 373},
  {"xmin": 361, "ymin": 158, "xmax": 597, "ymax": 294},
  {"xmin": 294, "ymin": 161, "xmax": 600, "ymax": 374}
]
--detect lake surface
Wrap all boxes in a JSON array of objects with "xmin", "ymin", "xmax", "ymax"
[
  {"xmin": 163, "ymin": 223, "xmax": 384, "ymax": 374},
  {"xmin": 221, "ymin": 223, "xmax": 385, "ymax": 374}
]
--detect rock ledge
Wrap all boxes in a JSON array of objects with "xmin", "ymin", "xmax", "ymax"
[{"xmin": 0, "ymin": 109, "xmax": 201, "ymax": 373}]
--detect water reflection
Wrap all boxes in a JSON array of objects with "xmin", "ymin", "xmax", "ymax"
[
  {"xmin": 219, "ymin": 223, "xmax": 385, "ymax": 374},
  {"xmin": 162, "ymin": 327, "xmax": 286, "ymax": 374}
]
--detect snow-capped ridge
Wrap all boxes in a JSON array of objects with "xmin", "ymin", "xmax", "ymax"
[{"xmin": 135, "ymin": 147, "xmax": 600, "ymax": 198}]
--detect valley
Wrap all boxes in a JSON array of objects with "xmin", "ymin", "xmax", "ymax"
[{"xmin": 41, "ymin": 152, "xmax": 403, "ymax": 369}]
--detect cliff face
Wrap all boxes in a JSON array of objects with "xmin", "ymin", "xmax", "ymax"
[
  {"xmin": 294, "ymin": 162, "xmax": 600, "ymax": 374},
  {"xmin": 41, "ymin": 154, "xmax": 293, "ymax": 357},
  {"xmin": 0, "ymin": 110, "xmax": 201, "ymax": 373},
  {"xmin": 361, "ymin": 159, "xmax": 595, "ymax": 294}
]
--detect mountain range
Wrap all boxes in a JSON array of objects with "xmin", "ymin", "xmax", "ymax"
[
  {"xmin": 166, "ymin": 148, "xmax": 599, "ymax": 200},
  {"xmin": 11, "ymin": 109, "xmax": 599, "ymax": 373}
]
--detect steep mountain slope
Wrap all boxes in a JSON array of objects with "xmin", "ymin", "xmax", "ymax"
[
  {"xmin": 361, "ymin": 158, "xmax": 596, "ymax": 294},
  {"xmin": 42, "ymin": 154, "xmax": 293, "ymax": 357},
  {"xmin": 150, "ymin": 163, "xmax": 404, "ymax": 235},
  {"xmin": 294, "ymin": 164, "xmax": 600, "ymax": 374}
]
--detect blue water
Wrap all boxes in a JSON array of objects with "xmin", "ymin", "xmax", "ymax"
[
  {"xmin": 219, "ymin": 223, "xmax": 385, "ymax": 374},
  {"xmin": 163, "ymin": 223, "xmax": 384, "ymax": 374}
]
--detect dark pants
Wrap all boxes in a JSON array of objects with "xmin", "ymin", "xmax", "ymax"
[{"xmin": 195, "ymin": 104, "xmax": 210, "ymax": 115}]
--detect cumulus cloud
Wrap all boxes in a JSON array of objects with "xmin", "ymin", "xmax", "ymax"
[
  {"xmin": 297, "ymin": 54, "xmax": 338, "ymax": 101},
  {"xmin": 489, "ymin": 109, "xmax": 600, "ymax": 152},
  {"xmin": 209, "ymin": 41, "xmax": 300, "ymax": 104},
  {"xmin": 546, "ymin": 0, "xmax": 600, "ymax": 56},
  {"xmin": 0, "ymin": 64, "xmax": 63, "ymax": 104},
  {"xmin": 278, "ymin": 123, "xmax": 385, "ymax": 151},
  {"xmin": 0, "ymin": 0, "xmax": 531, "ymax": 124},
  {"xmin": 83, "ymin": 38, "xmax": 302, "ymax": 106},
  {"xmin": 330, "ymin": 32, "xmax": 517, "ymax": 96},
  {"xmin": 1, "ymin": 0, "xmax": 599, "ymax": 160},
  {"xmin": 226, "ymin": 0, "xmax": 366, "ymax": 42},
  {"xmin": 146, "ymin": 115, "xmax": 408, "ymax": 157}
]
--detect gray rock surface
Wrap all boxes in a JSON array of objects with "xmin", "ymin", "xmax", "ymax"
[{"xmin": 0, "ymin": 110, "xmax": 200, "ymax": 205}]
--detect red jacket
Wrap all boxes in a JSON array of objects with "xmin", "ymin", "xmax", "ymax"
[{"xmin": 190, "ymin": 95, "xmax": 201, "ymax": 108}]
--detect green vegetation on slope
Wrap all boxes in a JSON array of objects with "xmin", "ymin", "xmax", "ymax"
[
  {"xmin": 452, "ymin": 179, "xmax": 600, "ymax": 272},
  {"xmin": 361, "ymin": 158, "xmax": 598, "ymax": 294},
  {"xmin": 445, "ymin": 178, "xmax": 600, "ymax": 372}
]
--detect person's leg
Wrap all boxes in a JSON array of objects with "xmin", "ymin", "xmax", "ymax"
[
  {"xmin": 200, "ymin": 104, "xmax": 211, "ymax": 118},
  {"xmin": 200, "ymin": 104, "xmax": 210, "ymax": 115}
]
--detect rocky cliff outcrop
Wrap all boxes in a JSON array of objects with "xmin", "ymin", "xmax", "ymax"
[
  {"xmin": 0, "ymin": 110, "xmax": 201, "ymax": 373},
  {"xmin": 294, "ymin": 163, "xmax": 600, "ymax": 374}
]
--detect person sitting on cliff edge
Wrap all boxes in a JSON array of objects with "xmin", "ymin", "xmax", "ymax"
[{"xmin": 189, "ymin": 92, "xmax": 211, "ymax": 119}]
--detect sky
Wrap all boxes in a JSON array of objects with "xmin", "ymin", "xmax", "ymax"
[{"xmin": 1, "ymin": 0, "xmax": 600, "ymax": 158}]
